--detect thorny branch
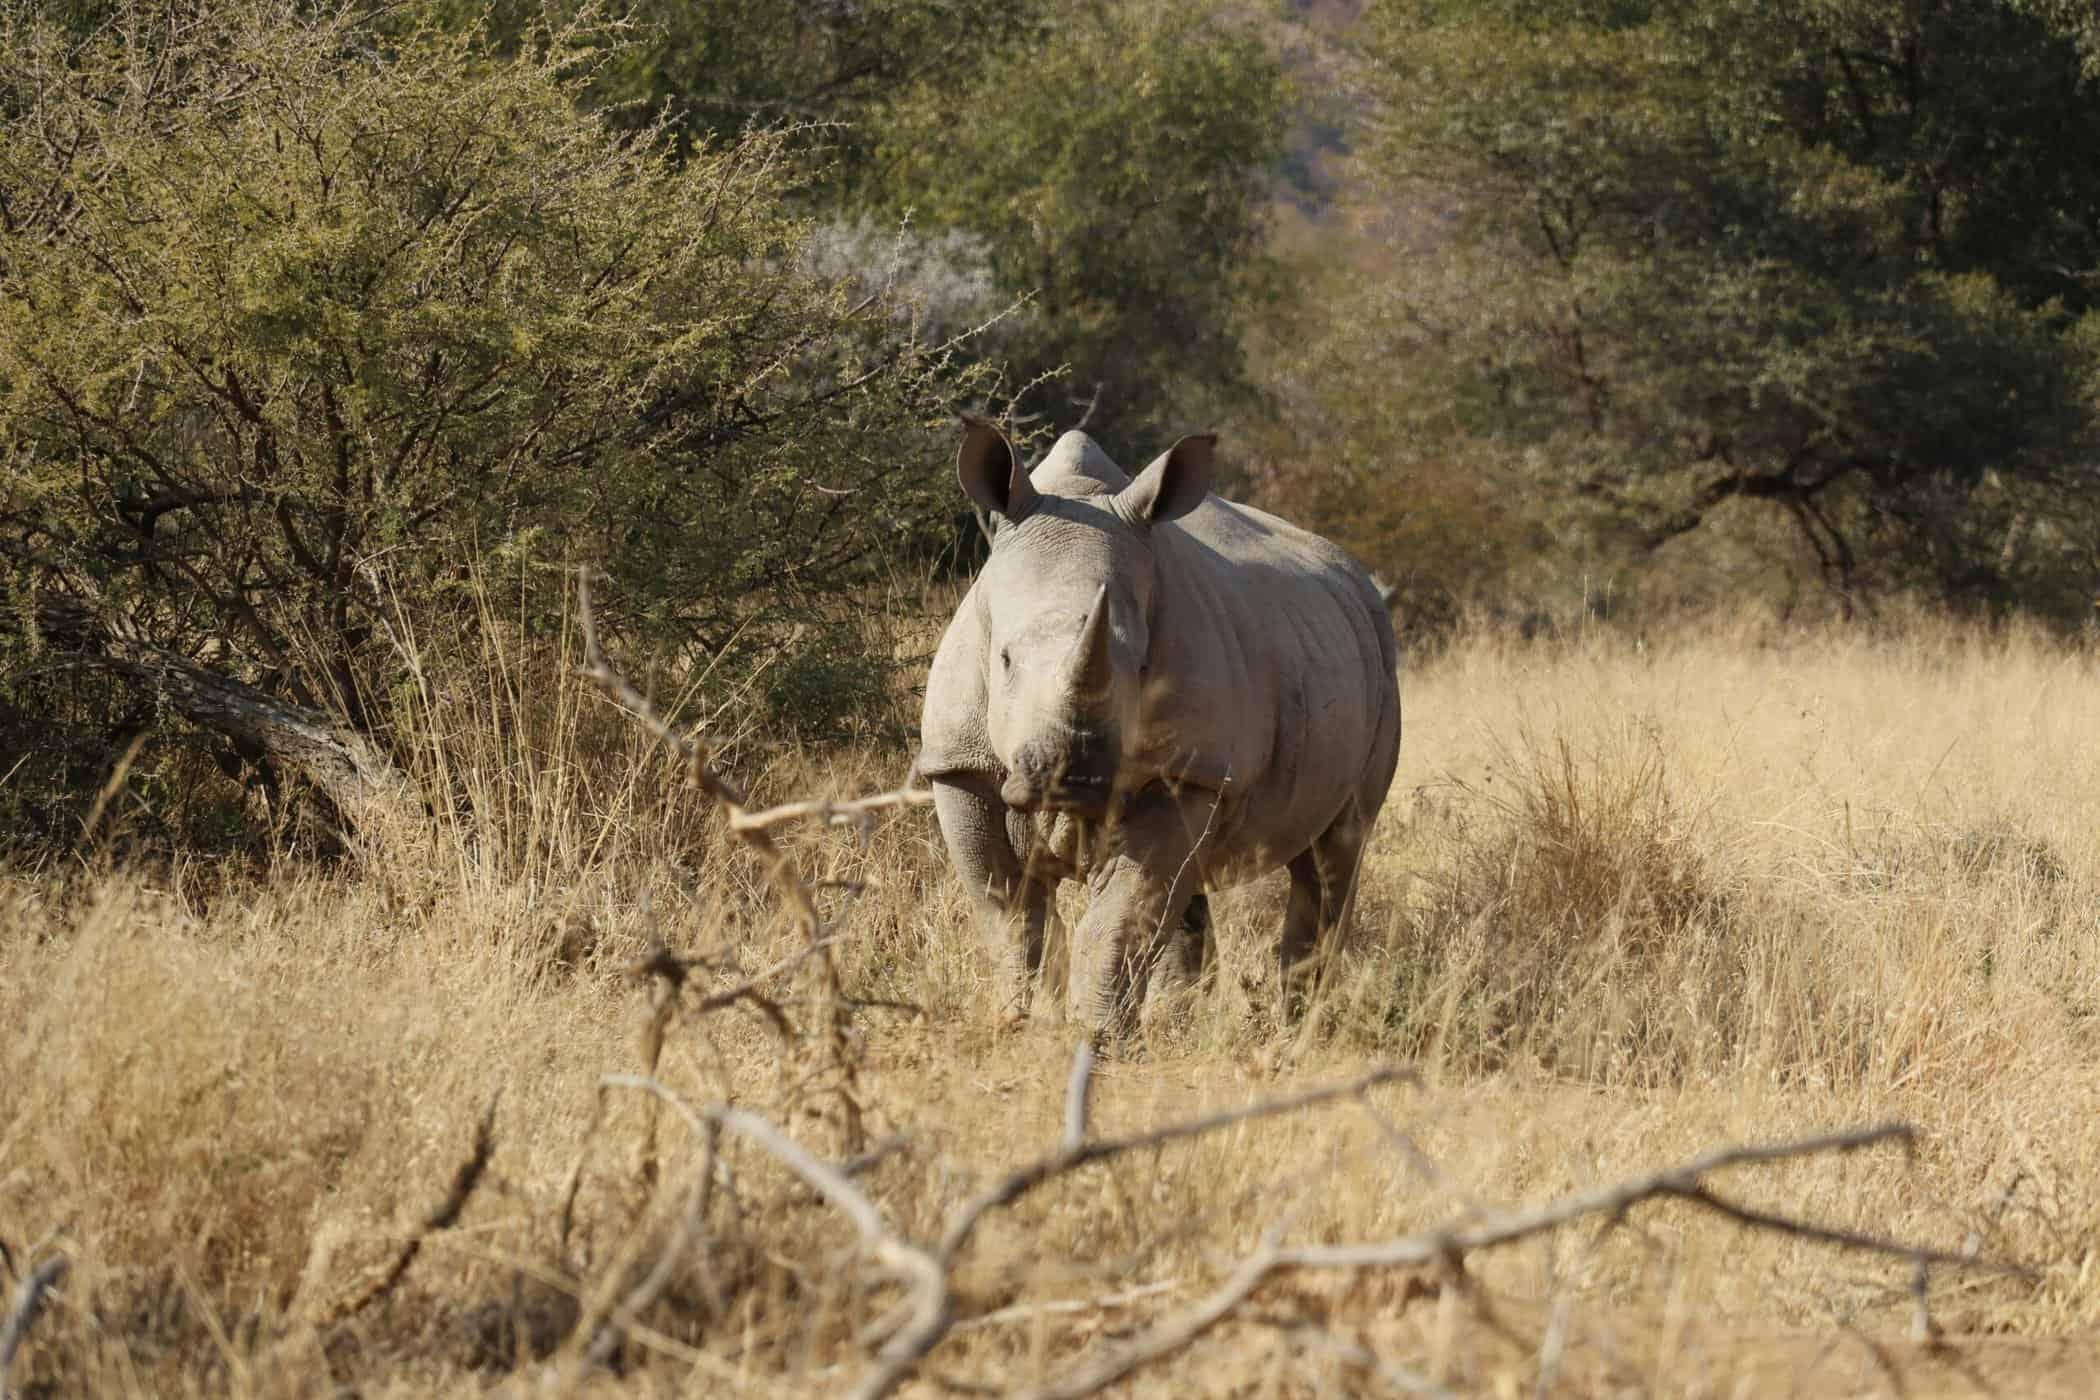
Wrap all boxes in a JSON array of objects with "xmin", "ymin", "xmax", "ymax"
[{"xmin": 575, "ymin": 567, "xmax": 933, "ymax": 1156}]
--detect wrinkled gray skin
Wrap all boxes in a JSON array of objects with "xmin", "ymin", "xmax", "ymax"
[{"xmin": 919, "ymin": 419, "xmax": 1402, "ymax": 1037}]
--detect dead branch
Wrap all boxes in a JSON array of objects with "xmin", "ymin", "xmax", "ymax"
[
  {"xmin": 22, "ymin": 591, "xmax": 423, "ymax": 853},
  {"xmin": 1273, "ymin": 1123, "xmax": 2019, "ymax": 1277},
  {"xmin": 321, "ymin": 1093, "xmax": 499, "ymax": 1324},
  {"xmin": 730, "ymin": 782, "xmax": 934, "ymax": 835},
  {"xmin": 0, "ymin": 1251, "xmax": 69, "ymax": 1395},
  {"xmin": 598, "ymin": 1075, "xmax": 947, "ymax": 1400},
  {"xmin": 587, "ymin": 1052, "xmax": 2022, "ymax": 1399},
  {"xmin": 937, "ymin": 1056, "xmax": 1419, "ymax": 1264},
  {"xmin": 1015, "ymin": 1121, "xmax": 2027, "ymax": 1398}
]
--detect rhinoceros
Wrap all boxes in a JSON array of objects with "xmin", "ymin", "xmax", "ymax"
[{"xmin": 918, "ymin": 418, "xmax": 1402, "ymax": 1035}]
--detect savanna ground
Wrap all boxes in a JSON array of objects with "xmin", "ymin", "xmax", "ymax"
[{"xmin": 7, "ymin": 606, "xmax": 2100, "ymax": 1396}]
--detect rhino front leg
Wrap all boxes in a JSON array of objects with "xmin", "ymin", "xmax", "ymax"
[
  {"xmin": 933, "ymin": 775, "xmax": 1053, "ymax": 1018},
  {"xmin": 1069, "ymin": 790, "xmax": 1209, "ymax": 1039},
  {"xmin": 1142, "ymin": 893, "xmax": 1213, "ymax": 1031}
]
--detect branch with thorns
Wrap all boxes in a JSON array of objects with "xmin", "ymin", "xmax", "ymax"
[
  {"xmin": 575, "ymin": 567, "xmax": 934, "ymax": 1161},
  {"xmin": 579, "ymin": 1044, "xmax": 2024, "ymax": 1400}
]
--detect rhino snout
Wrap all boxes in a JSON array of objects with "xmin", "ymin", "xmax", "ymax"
[{"xmin": 1000, "ymin": 732, "xmax": 1118, "ymax": 816}]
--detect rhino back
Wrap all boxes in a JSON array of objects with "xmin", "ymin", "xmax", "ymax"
[{"xmin": 1144, "ymin": 496, "xmax": 1399, "ymax": 855}]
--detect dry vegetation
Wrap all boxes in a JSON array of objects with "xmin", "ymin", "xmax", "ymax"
[{"xmin": 7, "ymin": 600, "xmax": 2100, "ymax": 1396}]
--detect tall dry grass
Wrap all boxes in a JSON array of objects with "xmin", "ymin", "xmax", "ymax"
[{"xmin": 6, "ymin": 604, "xmax": 2100, "ymax": 1394}]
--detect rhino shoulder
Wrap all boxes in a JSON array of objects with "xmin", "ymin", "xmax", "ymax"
[{"xmin": 917, "ymin": 590, "xmax": 997, "ymax": 777}]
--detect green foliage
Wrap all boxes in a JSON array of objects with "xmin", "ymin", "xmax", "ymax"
[
  {"xmin": 578, "ymin": 0, "xmax": 1032, "ymax": 158},
  {"xmin": 0, "ymin": 0, "xmax": 983, "ymax": 764},
  {"xmin": 862, "ymin": 0, "xmax": 1291, "ymax": 448},
  {"xmin": 468, "ymin": 0, "xmax": 1292, "ymax": 454},
  {"xmin": 1337, "ymin": 0, "xmax": 2100, "ymax": 613}
]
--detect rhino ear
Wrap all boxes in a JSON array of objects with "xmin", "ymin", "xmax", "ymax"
[
  {"xmin": 1118, "ymin": 433, "xmax": 1214, "ymax": 526},
  {"xmin": 956, "ymin": 415, "xmax": 1036, "ymax": 531}
]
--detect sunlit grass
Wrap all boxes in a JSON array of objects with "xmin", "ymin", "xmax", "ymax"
[{"xmin": 6, "ymin": 608, "xmax": 2100, "ymax": 1394}]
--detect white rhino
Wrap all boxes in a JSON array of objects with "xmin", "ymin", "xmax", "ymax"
[{"xmin": 919, "ymin": 418, "xmax": 1402, "ymax": 1035}]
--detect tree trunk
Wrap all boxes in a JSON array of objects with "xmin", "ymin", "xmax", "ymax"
[{"xmin": 23, "ymin": 593, "xmax": 424, "ymax": 854}]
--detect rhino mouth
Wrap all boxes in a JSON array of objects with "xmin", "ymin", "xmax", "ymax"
[{"xmin": 1001, "ymin": 769, "xmax": 1114, "ymax": 817}]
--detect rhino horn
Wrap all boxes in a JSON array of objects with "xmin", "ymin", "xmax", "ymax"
[{"xmin": 1069, "ymin": 584, "xmax": 1114, "ymax": 704}]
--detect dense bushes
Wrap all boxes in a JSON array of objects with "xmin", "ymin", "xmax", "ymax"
[{"xmin": 0, "ymin": 0, "xmax": 993, "ymax": 849}]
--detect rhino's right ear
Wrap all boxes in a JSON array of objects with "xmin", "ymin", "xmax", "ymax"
[
  {"xmin": 1117, "ymin": 432, "xmax": 1214, "ymax": 526},
  {"xmin": 956, "ymin": 415, "xmax": 1036, "ymax": 533}
]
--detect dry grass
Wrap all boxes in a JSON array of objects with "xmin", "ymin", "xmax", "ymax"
[{"xmin": 7, "ymin": 606, "xmax": 2100, "ymax": 1395}]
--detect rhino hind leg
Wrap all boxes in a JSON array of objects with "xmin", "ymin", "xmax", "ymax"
[
  {"xmin": 1276, "ymin": 798, "xmax": 1371, "ymax": 1019},
  {"xmin": 933, "ymin": 776, "xmax": 1053, "ymax": 1018}
]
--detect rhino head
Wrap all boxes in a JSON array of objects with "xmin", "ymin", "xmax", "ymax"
[{"xmin": 955, "ymin": 417, "xmax": 1214, "ymax": 818}]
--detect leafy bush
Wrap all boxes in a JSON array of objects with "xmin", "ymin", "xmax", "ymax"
[{"xmin": 0, "ymin": 0, "xmax": 992, "ymax": 849}]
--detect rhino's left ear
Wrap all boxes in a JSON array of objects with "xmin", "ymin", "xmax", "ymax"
[
  {"xmin": 956, "ymin": 414, "xmax": 1035, "ymax": 534},
  {"xmin": 1117, "ymin": 433, "xmax": 1215, "ymax": 526}
]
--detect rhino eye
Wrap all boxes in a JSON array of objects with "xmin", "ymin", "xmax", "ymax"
[{"xmin": 999, "ymin": 646, "xmax": 1011, "ymax": 674}]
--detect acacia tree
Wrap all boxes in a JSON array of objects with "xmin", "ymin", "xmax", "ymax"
[
  {"xmin": 0, "ymin": 0, "xmax": 987, "ymax": 845},
  {"xmin": 464, "ymin": 0, "xmax": 1292, "ymax": 456},
  {"xmin": 1350, "ymin": 0, "xmax": 2100, "ymax": 613}
]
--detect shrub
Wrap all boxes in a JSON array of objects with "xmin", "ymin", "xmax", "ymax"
[
  {"xmin": 1385, "ymin": 723, "xmax": 1735, "ymax": 1082},
  {"xmin": 0, "ymin": 0, "xmax": 991, "ymax": 852}
]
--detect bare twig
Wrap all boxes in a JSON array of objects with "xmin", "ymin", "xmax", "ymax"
[
  {"xmin": 597, "ymin": 1076, "xmax": 945, "ymax": 1400},
  {"xmin": 950, "ymin": 1280, "xmax": 1178, "ymax": 1334},
  {"xmin": 938, "ymin": 1063, "xmax": 1418, "ymax": 1264},
  {"xmin": 322, "ymin": 1093, "xmax": 499, "ymax": 1324},
  {"xmin": 1010, "ymin": 1224, "xmax": 1291, "ymax": 1400},
  {"xmin": 1061, "ymin": 1040, "xmax": 1094, "ymax": 1150},
  {"xmin": 1014, "ymin": 1122, "xmax": 2026, "ymax": 1398},
  {"xmin": 0, "ymin": 1251, "xmax": 69, "ymax": 1393},
  {"xmin": 730, "ymin": 782, "xmax": 934, "ymax": 835}
]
